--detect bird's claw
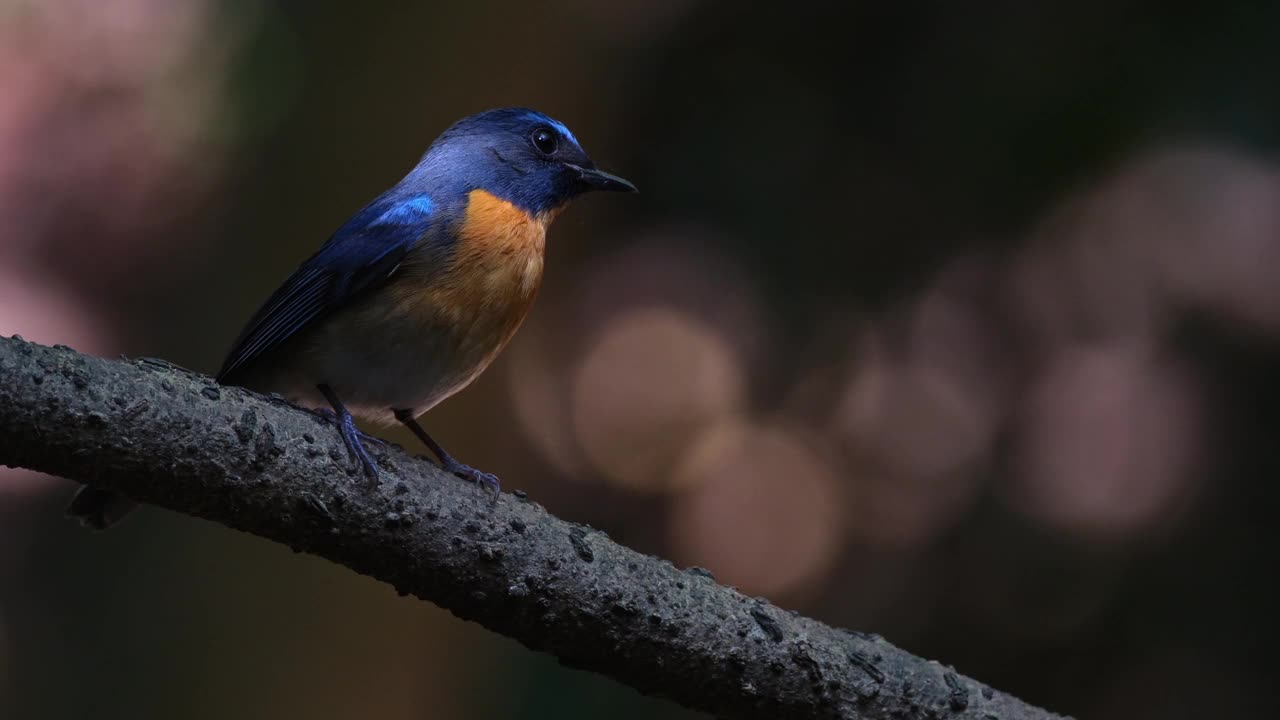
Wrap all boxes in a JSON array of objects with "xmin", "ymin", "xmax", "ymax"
[
  {"xmin": 319, "ymin": 409, "xmax": 381, "ymax": 483},
  {"xmin": 443, "ymin": 460, "xmax": 500, "ymax": 499},
  {"xmin": 346, "ymin": 438, "xmax": 381, "ymax": 484}
]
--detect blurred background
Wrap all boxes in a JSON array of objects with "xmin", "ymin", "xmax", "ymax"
[{"xmin": 2, "ymin": 1, "xmax": 1278, "ymax": 718}]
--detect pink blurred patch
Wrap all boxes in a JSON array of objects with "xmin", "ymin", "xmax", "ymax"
[
  {"xmin": 0, "ymin": 0, "xmax": 229, "ymax": 273},
  {"xmin": 0, "ymin": 269, "xmax": 111, "ymax": 500},
  {"xmin": 1011, "ymin": 142, "xmax": 1280, "ymax": 345},
  {"xmin": 833, "ymin": 260, "xmax": 1006, "ymax": 546},
  {"xmin": 1132, "ymin": 146, "xmax": 1280, "ymax": 335},
  {"xmin": 1004, "ymin": 340, "xmax": 1202, "ymax": 540}
]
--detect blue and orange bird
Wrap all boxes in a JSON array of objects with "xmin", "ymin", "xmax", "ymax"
[{"xmin": 68, "ymin": 107, "xmax": 635, "ymax": 529}]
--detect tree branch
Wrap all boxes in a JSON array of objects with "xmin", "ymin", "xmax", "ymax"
[{"xmin": 0, "ymin": 335, "xmax": 1067, "ymax": 720}]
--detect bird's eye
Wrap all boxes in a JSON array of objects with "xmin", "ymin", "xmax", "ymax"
[{"xmin": 530, "ymin": 127, "xmax": 558, "ymax": 156}]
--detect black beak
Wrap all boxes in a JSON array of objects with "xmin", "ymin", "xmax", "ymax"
[{"xmin": 566, "ymin": 163, "xmax": 638, "ymax": 193}]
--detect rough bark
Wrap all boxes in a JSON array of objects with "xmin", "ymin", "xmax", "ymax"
[{"xmin": 0, "ymin": 335, "xmax": 1067, "ymax": 720}]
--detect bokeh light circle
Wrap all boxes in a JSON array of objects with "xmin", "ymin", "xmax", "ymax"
[
  {"xmin": 571, "ymin": 307, "xmax": 745, "ymax": 492},
  {"xmin": 668, "ymin": 420, "xmax": 844, "ymax": 597}
]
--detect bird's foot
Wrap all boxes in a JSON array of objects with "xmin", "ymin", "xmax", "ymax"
[
  {"xmin": 390, "ymin": 409, "xmax": 497, "ymax": 500},
  {"xmin": 311, "ymin": 407, "xmax": 387, "ymax": 447},
  {"xmin": 313, "ymin": 384, "xmax": 381, "ymax": 484},
  {"xmin": 323, "ymin": 410, "xmax": 380, "ymax": 483},
  {"xmin": 442, "ymin": 459, "xmax": 500, "ymax": 499}
]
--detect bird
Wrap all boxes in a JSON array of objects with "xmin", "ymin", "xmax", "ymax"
[{"xmin": 66, "ymin": 107, "xmax": 636, "ymax": 529}]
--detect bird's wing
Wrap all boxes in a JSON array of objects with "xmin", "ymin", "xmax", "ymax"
[{"xmin": 216, "ymin": 193, "xmax": 439, "ymax": 383}]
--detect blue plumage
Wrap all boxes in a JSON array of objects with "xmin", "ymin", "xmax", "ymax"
[
  {"xmin": 218, "ymin": 109, "xmax": 633, "ymax": 385},
  {"xmin": 68, "ymin": 107, "xmax": 634, "ymax": 529},
  {"xmin": 373, "ymin": 194, "xmax": 435, "ymax": 224},
  {"xmin": 216, "ymin": 194, "xmax": 434, "ymax": 382}
]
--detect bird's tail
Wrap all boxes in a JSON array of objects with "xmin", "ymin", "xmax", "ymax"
[{"xmin": 65, "ymin": 486, "xmax": 138, "ymax": 530}]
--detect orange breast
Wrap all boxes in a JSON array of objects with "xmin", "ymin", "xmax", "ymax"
[{"xmin": 390, "ymin": 189, "xmax": 551, "ymax": 384}]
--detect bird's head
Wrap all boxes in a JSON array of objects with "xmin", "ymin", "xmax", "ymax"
[{"xmin": 413, "ymin": 107, "xmax": 636, "ymax": 216}]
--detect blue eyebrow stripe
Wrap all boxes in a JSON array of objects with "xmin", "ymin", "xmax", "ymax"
[
  {"xmin": 519, "ymin": 110, "xmax": 580, "ymax": 148},
  {"xmin": 548, "ymin": 119, "xmax": 579, "ymax": 147},
  {"xmin": 375, "ymin": 195, "xmax": 434, "ymax": 224}
]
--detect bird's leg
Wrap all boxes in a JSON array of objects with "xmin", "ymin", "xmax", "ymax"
[
  {"xmin": 317, "ymin": 384, "xmax": 380, "ymax": 482},
  {"xmin": 393, "ymin": 408, "xmax": 500, "ymax": 497},
  {"xmin": 307, "ymin": 407, "xmax": 387, "ymax": 446}
]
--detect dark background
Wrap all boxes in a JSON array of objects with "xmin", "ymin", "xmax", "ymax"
[{"xmin": 2, "ymin": 2, "xmax": 1277, "ymax": 718}]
